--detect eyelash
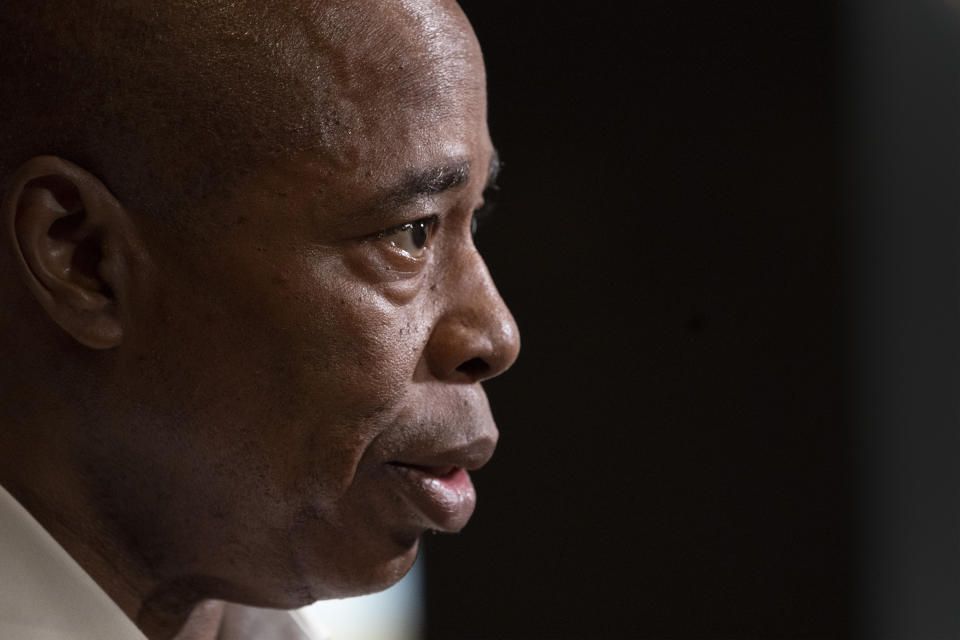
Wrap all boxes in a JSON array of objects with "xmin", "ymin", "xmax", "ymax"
[
  {"xmin": 375, "ymin": 215, "xmax": 439, "ymax": 242},
  {"xmin": 372, "ymin": 191, "xmax": 498, "ymax": 253}
]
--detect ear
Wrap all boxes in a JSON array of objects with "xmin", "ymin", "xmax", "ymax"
[{"xmin": 2, "ymin": 156, "xmax": 138, "ymax": 349}]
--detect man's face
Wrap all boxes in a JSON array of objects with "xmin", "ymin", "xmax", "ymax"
[{"xmin": 83, "ymin": 0, "xmax": 519, "ymax": 606}]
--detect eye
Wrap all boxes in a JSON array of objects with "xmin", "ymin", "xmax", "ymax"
[{"xmin": 378, "ymin": 216, "xmax": 437, "ymax": 258}]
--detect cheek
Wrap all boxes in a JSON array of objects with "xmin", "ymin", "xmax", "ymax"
[
  {"xmin": 261, "ymin": 264, "xmax": 437, "ymax": 491},
  {"xmin": 118, "ymin": 247, "xmax": 436, "ymax": 512},
  {"xmin": 208, "ymin": 262, "xmax": 431, "ymax": 479}
]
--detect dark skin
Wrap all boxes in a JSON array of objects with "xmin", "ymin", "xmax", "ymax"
[{"xmin": 0, "ymin": 1, "xmax": 519, "ymax": 639}]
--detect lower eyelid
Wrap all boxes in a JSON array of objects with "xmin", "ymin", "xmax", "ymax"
[{"xmin": 344, "ymin": 241, "xmax": 427, "ymax": 285}]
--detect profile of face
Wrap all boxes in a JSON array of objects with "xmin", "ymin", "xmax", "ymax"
[{"xmin": 0, "ymin": 0, "xmax": 518, "ymax": 623}]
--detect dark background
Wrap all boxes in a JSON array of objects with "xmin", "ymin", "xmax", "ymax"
[{"xmin": 423, "ymin": 2, "xmax": 960, "ymax": 639}]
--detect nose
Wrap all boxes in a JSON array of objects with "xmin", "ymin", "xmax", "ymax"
[{"xmin": 424, "ymin": 249, "xmax": 520, "ymax": 384}]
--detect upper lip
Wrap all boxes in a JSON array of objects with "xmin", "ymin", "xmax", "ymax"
[{"xmin": 387, "ymin": 436, "xmax": 497, "ymax": 473}]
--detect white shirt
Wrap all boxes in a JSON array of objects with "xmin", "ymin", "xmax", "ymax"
[
  {"xmin": 0, "ymin": 486, "xmax": 328, "ymax": 640},
  {"xmin": 0, "ymin": 485, "xmax": 146, "ymax": 640}
]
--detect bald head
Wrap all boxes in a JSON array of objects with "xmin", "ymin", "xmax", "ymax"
[
  {"xmin": 0, "ymin": 2, "xmax": 512, "ymax": 636},
  {"xmin": 0, "ymin": 0, "xmax": 481, "ymax": 220}
]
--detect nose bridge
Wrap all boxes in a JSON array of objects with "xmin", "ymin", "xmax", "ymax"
[{"xmin": 426, "ymin": 243, "xmax": 520, "ymax": 382}]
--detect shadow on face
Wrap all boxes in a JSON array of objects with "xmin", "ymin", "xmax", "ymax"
[{"xmin": 0, "ymin": 0, "xmax": 519, "ymax": 628}]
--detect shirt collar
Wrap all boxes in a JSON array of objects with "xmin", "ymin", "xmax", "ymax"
[{"xmin": 0, "ymin": 484, "xmax": 147, "ymax": 640}]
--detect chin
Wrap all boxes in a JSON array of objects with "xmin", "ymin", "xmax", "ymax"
[
  {"xmin": 212, "ymin": 533, "xmax": 421, "ymax": 612},
  {"xmin": 271, "ymin": 533, "xmax": 422, "ymax": 608},
  {"xmin": 327, "ymin": 537, "xmax": 421, "ymax": 601}
]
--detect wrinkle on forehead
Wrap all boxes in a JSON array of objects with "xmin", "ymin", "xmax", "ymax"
[
  {"xmin": 281, "ymin": 0, "xmax": 484, "ymax": 128},
  {"xmin": 0, "ymin": 0, "xmax": 485, "ymax": 221},
  {"xmin": 397, "ymin": 0, "xmax": 480, "ymax": 65}
]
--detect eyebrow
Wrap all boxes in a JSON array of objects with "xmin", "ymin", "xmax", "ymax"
[
  {"xmin": 382, "ymin": 150, "xmax": 502, "ymax": 209},
  {"xmin": 398, "ymin": 161, "xmax": 470, "ymax": 201}
]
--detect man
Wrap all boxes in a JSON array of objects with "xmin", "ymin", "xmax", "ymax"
[{"xmin": 0, "ymin": 0, "xmax": 520, "ymax": 638}]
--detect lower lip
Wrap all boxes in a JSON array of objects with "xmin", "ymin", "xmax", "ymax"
[{"xmin": 387, "ymin": 464, "xmax": 478, "ymax": 533}]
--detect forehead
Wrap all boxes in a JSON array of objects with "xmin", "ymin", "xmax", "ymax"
[
  {"xmin": 175, "ymin": 0, "xmax": 493, "ymax": 234},
  {"xmin": 286, "ymin": 0, "xmax": 485, "ymax": 119},
  {"xmin": 288, "ymin": 0, "xmax": 491, "ymax": 191}
]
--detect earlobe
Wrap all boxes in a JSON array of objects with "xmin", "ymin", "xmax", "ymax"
[{"xmin": 2, "ymin": 156, "xmax": 132, "ymax": 349}]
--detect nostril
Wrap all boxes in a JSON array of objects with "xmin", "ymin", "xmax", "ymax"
[{"xmin": 456, "ymin": 357, "xmax": 490, "ymax": 379}]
